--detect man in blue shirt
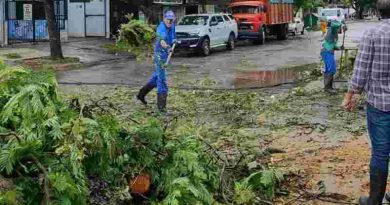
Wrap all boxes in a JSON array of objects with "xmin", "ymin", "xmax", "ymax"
[{"xmin": 136, "ymin": 10, "xmax": 176, "ymax": 113}]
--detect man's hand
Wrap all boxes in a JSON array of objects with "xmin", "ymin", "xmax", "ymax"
[
  {"xmin": 161, "ymin": 40, "xmax": 169, "ymax": 49},
  {"xmin": 342, "ymin": 92, "xmax": 357, "ymax": 111}
]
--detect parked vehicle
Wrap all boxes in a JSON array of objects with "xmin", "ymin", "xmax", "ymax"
[
  {"xmin": 230, "ymin": 0, "xmax": 294, "ymax": 45},
  {"xmin": 320, "ymin": 8, "xmax": 345, "ymax": 23},
  {"xmin": 175, "ymin": 14, "xmax": 238, "ymax": 56},
  {"xmin": 288, "ymin": 17, "xmax": 304, "ymax": 35},
  {"xmin": 320, "ymin": 8, "xmax": 348, "ymax": 33}
]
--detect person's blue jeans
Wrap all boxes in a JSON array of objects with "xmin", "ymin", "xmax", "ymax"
[{"xmin": 367, "ymin": 103, "xmax": 390, "ymax": 173}]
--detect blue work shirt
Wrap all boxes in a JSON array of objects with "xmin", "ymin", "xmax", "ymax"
[{"xmin": 154, "ymin": 21, "xmax": 176, "ymax": 60}]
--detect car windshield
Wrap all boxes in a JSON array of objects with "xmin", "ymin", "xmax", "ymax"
[
  {"xmin": 178, "ymin": 16, "xmax": 209, "ymax": 26},
  {"xmin": 322, "ymin": 10, "xmax": 338, "ymax": 16},
  {"xmin": 232, "ymin": 6, "xmax": 259, "ymax": 14}
]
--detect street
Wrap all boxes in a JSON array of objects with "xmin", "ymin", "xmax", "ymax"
[
  {"xmin": 0, "ymin": 18, "xmax": 386, "ymax": 205},
  {"xmin": 53, "ymin": 21, "xmax": 379, "ymax": 89}
]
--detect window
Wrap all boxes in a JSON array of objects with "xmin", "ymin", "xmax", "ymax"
[
  {"xmin": 228, "ymin": 15, "xmax": 234, "ymax": 20},
  {"xmin": 223, "ymin": 15, "xmax": 230, "ymax": 21},
  {"xmin": 232, "ymin": 6, "xmax": 259, "ymax": 14},
  {"xmin": 210, "ymin": 16, "xmax": 217, "ymax": 25},
  {"xmin": 216, "ymin": 16, "xmax": 224, "ymax": 23},
  {"xmin": 178, "ymin": 16, "xmax": 209, "ymax": 25}
]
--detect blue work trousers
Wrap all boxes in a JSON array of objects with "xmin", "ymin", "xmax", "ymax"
[
  {"xmin": 147, "ymin": 55, "xmax": 168, "ymax": 94},
  {"xmin": 367, "ymin": 103, "xmax": 390, "ymax": 173},
  {"xmin": 321, "ymin": 50, "xmax": 336, "ymax": 75}
]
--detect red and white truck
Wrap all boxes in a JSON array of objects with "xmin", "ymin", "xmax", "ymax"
[{"xmin": 230, "ymin": 0, "xmax": 294, "ymax": 44}]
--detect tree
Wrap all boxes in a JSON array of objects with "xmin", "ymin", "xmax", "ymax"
[
  {"xmin": 294, "ymin": 0, "xmax": 322, "ymax": 16},
  {"xmin": 347, "ymin": 0, "xmax": 376, "ymax": 19},
  {"xmin": 43, "ymin": 0, "xmax": 64, "ymax": 58}
]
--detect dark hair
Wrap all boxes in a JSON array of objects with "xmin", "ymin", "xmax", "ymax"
[{"xmin": 377, "ymin": 0, "xmax": 390, "ymax": 18}]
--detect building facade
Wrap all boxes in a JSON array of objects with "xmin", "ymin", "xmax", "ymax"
[{"xmin": 0, "ymin": 0, "xmax": 229, "ymax": 46}]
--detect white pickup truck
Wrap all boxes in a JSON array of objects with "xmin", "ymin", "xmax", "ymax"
[{"xmin": 175, "ymin": 13, "xmax": 238, "ymax": 56}]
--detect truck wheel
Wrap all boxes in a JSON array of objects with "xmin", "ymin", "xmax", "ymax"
[
  {"xmin": 253, "ymin": 28, "xmax": 265, "ymax": 45},
  {"xmin": 277, "ymin": 24, "xmax": 287, "ymax": 40},
  {"xmin": 227, "ymin": 34, "xmax": 235, "ymax": 50},
  {"xmin": 200, "ymin": 38, "xmax": 210, "ymax": 56}
]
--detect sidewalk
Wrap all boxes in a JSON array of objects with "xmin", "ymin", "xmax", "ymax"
[{"xmin": 1, "ymin": 38, "xmax": 130, "ymax": 66}]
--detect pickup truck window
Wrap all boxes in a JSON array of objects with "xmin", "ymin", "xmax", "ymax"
[
  {"xmin": 228, "ymin": 15, "xmax": 234, "ymax": 20},
  {"xmin": 232, "ymin": 6, "xmax": 259, "ymax": 14},
  {"xmin": 223, "ymin": 15, "xmax": 230, "ymax": 21},
  {"xmin": 216, "ymin": 16, "xmax": 224, "ymax": 23},
  {"xmin": 178, "ymin": 16, "xmax": 209, "ymax": 26}
]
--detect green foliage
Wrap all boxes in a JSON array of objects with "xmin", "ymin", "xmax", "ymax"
[
  {"xmin": 117, "ymin": 14, "xmax": 156, "ymax": 61},
  {"xmin": 294, "ymin": 0, "xmax": 322, "ymax": 15},
  {"xmin": 0, "ymin": 62, "xmax": 220, "ymax": 204},
  {"xmin": 234, "ymin": 169, "xmax": 284, "ymax": 204},
  {"xmin": 3, "ymin": 53, "xmax": 22, "ymax": 59}
]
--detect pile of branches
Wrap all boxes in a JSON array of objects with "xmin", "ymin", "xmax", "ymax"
[
  {"xmin": 0, "ymin": 61, "xmax": 219, "ymax": 205},
  {"xmin": 117, "ymin": 14, "xmax": 156, "ymax": 61},
  {"xmin": 0, "ymin": 60, "xmax": 287, "ymax": 204}
]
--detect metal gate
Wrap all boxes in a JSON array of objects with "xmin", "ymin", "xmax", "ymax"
[{"xmin": 5, "ymin": 0, "xmax": 67, "ymax": 44}]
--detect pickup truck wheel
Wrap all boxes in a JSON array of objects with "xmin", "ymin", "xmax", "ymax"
[
  {"xmin": 200, "ymin": 38, "xmax": 210, "ymax": 56},
  {"xmin": 227, "ymin": 34, "xmax": 235, "ymax": 50}
]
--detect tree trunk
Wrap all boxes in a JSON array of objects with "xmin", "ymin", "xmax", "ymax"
[
  {"xmin": 43, "ymin": 0, "xmax": 63, "ymax": 59},
  {"xmin": 357, "ymin": 8, "xmax": 364, "ymax": 19},
  {"xmin": 139, "ymin": 5, "xmax": 160, "ymax": 24}
]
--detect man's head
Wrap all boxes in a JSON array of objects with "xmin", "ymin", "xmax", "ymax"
[
  {"xmin": 377, "ymin": 0, "xmax": 390, "ymax": 18},
  {"xmin": 163, "ymin": 10, "xmax": 176, "ymax": 28}
]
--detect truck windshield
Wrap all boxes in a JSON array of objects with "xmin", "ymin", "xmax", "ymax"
[
  {"xmin": 322, "ymin": 10, "xmax": 338, "ymax": 16},
  {"xmin": 232, "ymin": 6, "xmax": 259, "ymax": 14},
  {"xmin": 178, "ymin": 16, "xmax": 209, "ymax": 26}
]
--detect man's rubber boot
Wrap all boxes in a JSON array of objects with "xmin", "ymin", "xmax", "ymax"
[
  {"xmin": 358, "ymin": 168, "xmax": 388, "ymax": 205},
  {"xmin": 157, "ymin": 93, "xmax": 167, "ymax": 113},
  {"xmin": 136, "ymin": 83, "xmax": 154, "ymax": 105},
  {"xmin": 324, "ymin": 74, "xmax": 336, "ymax": 94}
]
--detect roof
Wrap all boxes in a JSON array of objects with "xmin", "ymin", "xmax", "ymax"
[
  {"xmin": 230, "ymin": 1, "xmax": 263, "ymax": 7},
  {"xmin": 182, "ymin": 13, "xmax": 229, "ymax": 17}
]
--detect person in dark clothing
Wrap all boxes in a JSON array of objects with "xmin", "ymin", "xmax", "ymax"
[
  {"xmin": 343, "ymin": 0, "xmax": 390, "ymax": 204},
  {"xmin": 136, "ymin": 10, "xmax": 176, "ymax": 113}
]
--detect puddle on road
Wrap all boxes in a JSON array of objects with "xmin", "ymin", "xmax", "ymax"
[{"xmin": 234, "ymin": 69, "xmax": 298, "ymax": 89}]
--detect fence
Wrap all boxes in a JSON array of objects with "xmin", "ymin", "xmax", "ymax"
[{"xmin": 5, "ymin": 0, "xmax": 67, "ymax": 44}]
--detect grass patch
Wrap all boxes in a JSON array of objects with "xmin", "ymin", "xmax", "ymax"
[
  {"xmin": 20, "ymin": 56, "xmax": 83, "ymax": 71},
  {"xmin": 3, "ymin": 53, "xmax": 22, "ymax": 59},
  {"xmin": 102, "ymin": 43, "xmax": 127, "ymax": 54}
]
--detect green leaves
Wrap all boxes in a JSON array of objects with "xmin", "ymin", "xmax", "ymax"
[
  {"xmin": 234, "ymin": 169, "xmax": 284, "ymax": 203},
  {"xmin": 117, "ymin": 15, "xmax": 156, "ymax": 61}
]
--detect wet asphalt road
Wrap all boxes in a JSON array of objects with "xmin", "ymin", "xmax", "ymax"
[{"xmin": 55, "ymin": 21, "xmax": 379, "ymax": 89}]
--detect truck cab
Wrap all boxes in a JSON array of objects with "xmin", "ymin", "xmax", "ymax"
[
  {"xmin": 231, "ymin": 1, "xmax": 267, "ymax": 44},
  {"xmin": 230, "ymin": 0, "xmax": 294, "ymax": 45}
]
